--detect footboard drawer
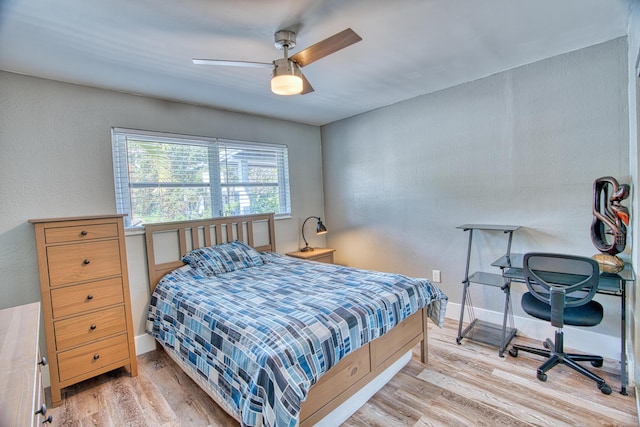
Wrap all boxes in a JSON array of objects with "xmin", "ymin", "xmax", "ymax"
[
  {"xmin": 300, "ymin": 343, "xmax": 371, "ymax": 418},
  {"xmin": 370, "ymin": 312, "xmax": 423, "ymax": 368}
]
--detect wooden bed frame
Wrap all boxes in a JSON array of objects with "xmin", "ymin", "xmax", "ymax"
[{"xmin": 144, "ymin": 213, "xmax": 429, "ymax": 426}]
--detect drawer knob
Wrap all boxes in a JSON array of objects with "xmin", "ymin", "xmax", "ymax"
[
  {"xmin": 87, "ymin": 294, "xmax": 94, "ymax": 300},
  {"xmin": 90, "ymin": 324, "xmax": 97, "ymax": 330},
  {"xmin": 39, "ymin": 356, "xmax": 47, "ymax": 366},
  {"xmin": 42, "ymin": 415, "xmax": 53, "ymax": 424},
  {"xmin": 35, "ymin": 404, "xmax": 47, "ymax": 415},
  {"xmin": 83, "ymin": 259, "xmax": 91, "ymax": 265},
  {"xmin": 80, "ymin": 230, "xmax": 88, "ymax": 236},
  {"xmin": 93, "ymin": 354, "xmax": 100, "ymax": 360}
]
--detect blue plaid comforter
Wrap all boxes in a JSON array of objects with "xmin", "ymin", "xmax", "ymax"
[{"xmin": 147, "ymin": 252, "xmax": 447, "ymax": 427}]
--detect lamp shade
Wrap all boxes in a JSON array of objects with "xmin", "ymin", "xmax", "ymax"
[
  {"xmin": 316, "ymin": 220, "xmax": 327, "ymax": 234},
  {"xmin": 301, "ymin": 216, "xmax": 328, "ymax": 251},
  {"xmin": 271, "ymin": 58, "xmax": 303, "ymax": 95}
]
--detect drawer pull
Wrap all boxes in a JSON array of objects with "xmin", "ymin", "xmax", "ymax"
[
  {"xmin": 80, "ymin": 230, "xmax": 88, "ymax": 236},
  {"xmin": 93, "ymin": 354, "xmax": 100, "ymax": 360},
  {"xmin": 90, "ymin": 324, "xmax": 97, "ymax": 330},
  {"xmin": 83, "ymin": 259, "xmax": 91, "ymax": 265},
  {"xmin": 42, "ymin": 415, "xmax": 53, "ymax": 424},
  {"xmin": 35, "ymin": 404, "xmax": 47, "ymax": 415},
  {"xmin": 39, "ymin": 356, "xmax": 47, "ymax": 366},
  {"xmin": 87, "ymin": 294, "xmax": 94, "ymax": 300}
]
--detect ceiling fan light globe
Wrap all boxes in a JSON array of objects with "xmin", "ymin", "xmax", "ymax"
[
  {"xmin": 271, "ymin": 75, "xmax": 303, "ymax": 95},
  {"xmin": 271, "ymin": 58, "xmax": 303, "ymax": 95}
]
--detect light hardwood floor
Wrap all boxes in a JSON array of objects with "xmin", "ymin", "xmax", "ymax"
[{"xmin": 48, "ymin": 318, "xmax": 638, "ymax": 426}]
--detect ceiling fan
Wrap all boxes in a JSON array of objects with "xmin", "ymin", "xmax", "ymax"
[{"xmin": 193, "ymin": 28, "xmax": 362, "ymax": 96}]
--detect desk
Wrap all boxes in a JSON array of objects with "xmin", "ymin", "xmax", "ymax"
[{"xmin": 492, "ymin": 253, "xmax": 634, "ymax": 395}]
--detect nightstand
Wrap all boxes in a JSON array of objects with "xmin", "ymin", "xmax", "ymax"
[{"xmin": 286, "ymin": 248, "xmax": 335, "ymax": 264}]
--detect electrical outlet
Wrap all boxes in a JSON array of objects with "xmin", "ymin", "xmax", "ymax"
[{"xmin": 432, "ymin": 269, "xmax": 441, "ymax": 283}]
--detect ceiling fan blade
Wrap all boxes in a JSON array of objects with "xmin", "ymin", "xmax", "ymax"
[
  {"xmin": 300, "ymin": 72, "xmax": 314, "ymax": 95},
  {"xmin": 290, "ymin": 28, "xmax": 362, "ymax": 67},
  {"xmin": 192, "ymin": 59, "xmax": 272, "ymax": 68}
]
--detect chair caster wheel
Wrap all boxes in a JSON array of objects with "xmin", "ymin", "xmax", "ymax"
[
  {"xmin": 598, "ymin": 383, "xmax": 612, "ymax": 395},
  {"xmin": 508, "ymin": 348, "xmax": 518, "ymax": 357},
  {"xmin": 543, "ymin": 341, "xmax": 550, "ymax": 349},
  {"xmin": 456, "ymin": 338, "xmax": 462, "ymax": 345},
  {"xmin": 537, "ymin": 371, "xmax": 547, "ymax": 382},
  {"xmin": 591, "ymin": 360, "xmax": 603, "ymax": 368}
]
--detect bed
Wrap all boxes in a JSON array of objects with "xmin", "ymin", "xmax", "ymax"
[{"xmin": 144, "ymin": 213, "xmax": 447, "ymax": 426}]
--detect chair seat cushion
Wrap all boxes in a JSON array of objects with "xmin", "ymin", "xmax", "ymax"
[{"xmin": 521, "ymin": 292, "xmax": 603, "ymax": 327}]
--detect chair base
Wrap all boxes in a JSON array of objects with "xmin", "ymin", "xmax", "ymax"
[{"xmin": 509, "ymin": 331, "xmax": 612, "ymax": 395}]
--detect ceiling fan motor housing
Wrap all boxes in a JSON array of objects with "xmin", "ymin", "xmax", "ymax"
[{"xmin": 274, "ymin": 30, "xmax": 296, "ymax": 50}]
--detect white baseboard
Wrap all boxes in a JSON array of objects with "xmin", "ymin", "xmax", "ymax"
[
  {"xmin": 135, "ymin": 333, "xmax": 157, "ymax": 355},
  {"xmin": 446, "ymin": 302, "xmax": 634, "ymax": 384}
]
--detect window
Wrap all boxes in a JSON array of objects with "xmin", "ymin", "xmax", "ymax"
[{"xmin": 112, "ymin": 128, "xmax": 291, "ymax": 227}]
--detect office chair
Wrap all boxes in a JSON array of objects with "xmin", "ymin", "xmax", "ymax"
[{"xmin": 509, "ymin": 252, "xmax": 612, "ymax": 394}]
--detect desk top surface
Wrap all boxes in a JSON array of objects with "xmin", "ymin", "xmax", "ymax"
[
  {"xmin": 457, "ymin": 224, "xmax": 520, "ymax": 232},
  {"xmin": 492, "ymin": 253, "xmax": 634, "ymax": 295}
]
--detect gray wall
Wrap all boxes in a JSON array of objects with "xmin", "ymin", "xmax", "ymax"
[
  {"xmin": 321, "ymin": 38, "xmax": 630, "ymax": 351},
  {"xmin": 0, "ymin": 71, "xmax": 326, "ymax": 340}
]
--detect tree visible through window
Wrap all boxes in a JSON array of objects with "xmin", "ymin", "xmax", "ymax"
[{"xmin": 112, "ymin": 128, "xmax": 290, "ymax": 227}]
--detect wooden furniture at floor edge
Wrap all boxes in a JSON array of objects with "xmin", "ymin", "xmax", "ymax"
[
  {"xmin": 29, "ymin": 214, "xmax": 138, "ymax": 407},
  {"xmin": 0, "ymin": 302, "xmax": 52, "ymax": 426}
]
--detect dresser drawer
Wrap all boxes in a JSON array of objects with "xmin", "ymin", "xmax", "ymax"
[
  {"xmin": 47, "ymin": 240, "xmax": 121, "ymax": 287},
  {"xmin": 54, "ymin": 306, "xmax": 127, "ymax": 350},
  {"xmin": 57, "ymin": 334, "xmax": 130, "ymax": 383},
  {"xmin": 45, "ymin": 223, "xmax": 118, "ymax": 244},
  {"xmin": 51, "ymin": 278, "xmax": 124, "ymax": 318}
]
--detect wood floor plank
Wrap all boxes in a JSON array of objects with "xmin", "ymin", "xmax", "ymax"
[{"xmin": 47, "ymin": 318, "xmax": 637, "ymax": 426}]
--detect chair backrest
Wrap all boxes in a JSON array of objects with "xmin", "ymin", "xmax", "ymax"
[{"xmin": 523, "ymin": 253, "xmax": 600, "ymax": 327}]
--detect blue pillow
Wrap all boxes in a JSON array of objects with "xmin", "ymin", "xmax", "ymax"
[{"xmin": 182, "ymin": 240, "xmax": 264, "ymax": 276}]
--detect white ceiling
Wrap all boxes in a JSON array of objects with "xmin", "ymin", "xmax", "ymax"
[{"xmin": 0, "ymin": 0, "xmax": 634, "ymax": 126}]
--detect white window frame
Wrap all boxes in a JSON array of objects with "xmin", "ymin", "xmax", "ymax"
[{"xmin": 111, "ymin": 128, "xmax": 291, "ymax": 228}]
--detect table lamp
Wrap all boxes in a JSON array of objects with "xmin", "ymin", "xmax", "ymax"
[{"xmin": 301, "ymin": 216, "xmax": 327, "ymax": 252}]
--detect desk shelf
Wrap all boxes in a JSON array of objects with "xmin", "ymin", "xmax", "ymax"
[
  {"xmin": 459, "ymin": 319, "xmax": 517, "ymax": 349},
  {"xmin": 456, "ymin": 224, "xmax": 520, "ymax": 357},
  {"xmin": 468, "ymin": 271, "xmax": 508, "ymax": 288}
]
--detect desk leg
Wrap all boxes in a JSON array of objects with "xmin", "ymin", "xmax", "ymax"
[
  {"xmin": 620, "ymin": 280, "xmax": 628, "ymax": 395},
  {"xmin": 456, "ymin": 280, "xmax": 469, "ymax": 344},
  {"xmin": 498, "ymin": 282, "xmax": 512, "ymax": 358}
]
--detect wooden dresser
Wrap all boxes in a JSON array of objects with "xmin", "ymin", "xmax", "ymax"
[
  {"xmin": 29, "ymin": 214, "xmax": 138, "ymax": 406},
  {"xmin": 0, "ymin": 302, "xmax": 51, "ymax": 425}
]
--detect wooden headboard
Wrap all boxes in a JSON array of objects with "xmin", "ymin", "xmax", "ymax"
[{"xmin": 144, "ymin": 213, "xmax": 276, "ymax": 290}]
